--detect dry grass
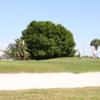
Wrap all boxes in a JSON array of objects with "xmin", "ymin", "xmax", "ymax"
[{"xmin": 0, "ymin": 87, "xmax": 100, "ymax": 100}]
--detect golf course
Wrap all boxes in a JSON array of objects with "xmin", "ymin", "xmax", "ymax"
[{"xmin": 0, "ymin": 0, "xmax": 100, "ymax": 99}]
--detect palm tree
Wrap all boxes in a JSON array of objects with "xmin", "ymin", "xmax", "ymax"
[
  {"xmin": 90, "ymin": 39, "xmax": 100, "ymax": 58},
  {"xmin": 90, "ymin": 39, "xmax": 100, "ymax": 50},
  {"xmin": 6, "ymin": 39, "xmax": 30, "ymax": 60}
]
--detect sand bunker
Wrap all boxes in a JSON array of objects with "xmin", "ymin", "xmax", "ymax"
[{"xmin": 0, "ymin": 72, "xmax": 100, "ymax": 90}]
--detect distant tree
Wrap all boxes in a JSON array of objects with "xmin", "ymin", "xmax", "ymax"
[
  {"xmin": 90, "ymin": 39, "xmax": 100, "ymax": 58},
  {"xmin": 6, "ymin": 39, "xmax": 30, "ymax": 60},
  {"xmin": 90, "ymin": 39, "xmax": 100, "ymax": 51},
  {"xmin": 21, "ymin": 21, "xmax": 76, "ymax": 60}
]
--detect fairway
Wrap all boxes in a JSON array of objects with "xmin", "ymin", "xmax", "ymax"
[
  {"xmin": 0, "ymin": 88, "xmax": 100, "ymax": 100},
  {"xmin": 0, "ymin": 57, "xmax": 100, "ymax": 73}
]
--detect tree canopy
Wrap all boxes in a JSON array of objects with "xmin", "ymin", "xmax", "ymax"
[{"xmin": 21, "ymin": 21, "xmax": 76, "ymax": 60}]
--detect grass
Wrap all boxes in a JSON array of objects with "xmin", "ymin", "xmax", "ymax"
[
  {"xmin": 0, "ymin": 57, "xmax": 100, "ymax": 73},
  {"xmin": 0, "ymin": 88, "xmax": 100, "ymax": 100},
  {"xmin": 0, "ymin": 58, "xmax": 100, "ymax": 99}
]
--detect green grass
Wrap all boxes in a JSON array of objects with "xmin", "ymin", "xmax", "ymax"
[
  {"xmin": 0, "ymin": 57, "xmax": 100, "ymax": 73},
  {"xmin": 0, "ymin": 88, "xmax": 100, "ymax": 100}
]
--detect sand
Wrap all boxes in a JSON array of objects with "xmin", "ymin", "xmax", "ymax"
[{"xmin": 0, "ymin": 72, "xmax": 100, "ymax": 90}]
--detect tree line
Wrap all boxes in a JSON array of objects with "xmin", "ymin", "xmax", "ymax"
[{"xmin": 5, "ymin": 21, "xmax": 100, "ymax": 60}]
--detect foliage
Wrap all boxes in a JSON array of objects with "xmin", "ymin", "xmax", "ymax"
[
  {"xmin": 6, "ymin": 39, "xmax": 30, "ymax": 60},
  {"xmin": 90, "ymin": 39, "xmax": 100, "ymax": 50},
  {"xmin": 21, "ymin": 21, "xmax": 75, "ymax": 59}
]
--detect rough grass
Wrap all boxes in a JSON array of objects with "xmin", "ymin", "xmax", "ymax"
[
  {"xmin": 0, "ymin": 88, "xmax": 100, "ymax": 100},
  {"xmin": 0, "ymin": 57, "xmax": 100, "ymax": 73}
]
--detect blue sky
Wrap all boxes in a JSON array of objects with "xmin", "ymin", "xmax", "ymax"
[{"xmin": 0, "ymin": 0, "xmax": 100, "ymax": 56}]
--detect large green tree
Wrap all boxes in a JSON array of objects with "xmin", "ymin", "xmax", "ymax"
[
  {"xmin": 6, "ymin": 39, "xmax": 30, "ymax": 60},
  {"xmin": 21, "ymin": 21, "xmax": 75, "ymax": 59},
  {"xmin": 90, "ymin": 39, "xmax": 100, "ymax": 51}
]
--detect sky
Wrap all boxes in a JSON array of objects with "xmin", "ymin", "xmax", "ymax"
[{"xmin": 0, "ymin": 0, "xmax": 100, "ymax": 56}]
